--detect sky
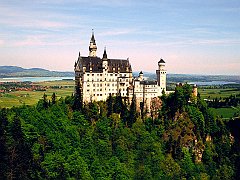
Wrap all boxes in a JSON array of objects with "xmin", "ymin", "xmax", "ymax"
[{"xmin": 0, "ymin": 0, "xmax": 240, "ymax": 75}]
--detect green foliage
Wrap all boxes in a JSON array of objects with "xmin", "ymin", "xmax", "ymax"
[{"xmin": 0, "ymin": 83, "xmax": 238, "ymax": 179}]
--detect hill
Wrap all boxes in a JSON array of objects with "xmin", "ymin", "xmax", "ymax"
[{"xmin": 0, "ymin": 66, "xmax": 74, "ymax": 77}]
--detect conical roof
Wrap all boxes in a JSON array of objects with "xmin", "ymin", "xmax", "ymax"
[{"xmin": 158, "ymin": 58, "xmax": 165, "ymax": 63}]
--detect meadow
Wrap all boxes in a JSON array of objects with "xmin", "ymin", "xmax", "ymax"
[
  {"xmin": 198, "ymin": 88, "xmax": 239, "ymax": 99},
  {"xmin": 210, "ymin": 107, "xmax": 240, "ymax": 119},
  {"xmin": 0, "ymin": 80, "xmax": 74, "ymax": 108}
]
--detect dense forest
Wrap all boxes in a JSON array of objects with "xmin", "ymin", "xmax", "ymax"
[{"xmin": 0, "ymin": 84, "xmax": 240, "ymax": 179}]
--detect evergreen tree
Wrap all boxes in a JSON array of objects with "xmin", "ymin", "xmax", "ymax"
[
  {"xmin": 128, "ymin": 95, "xmax": 137, "ymax": 127},
  {"xmin": 73, "ymin": 82, "xmax": 83, "ymax": 111},
  {"xmin": 9, "ymin": 115, "xmax": 33, "ymax": 179},
  {"xmin": 0, "ymin": 109, "xmax": 8, "ymax": 179},
  {"xmin": 106, "ymin": 93, "xmax": 113, "ymax": 117},
  {"xmin": 51, "ymin": 92, "xmax": 56, "ymax": 105},
  {"xmin": 113, "ymin": 93, "xmax": 123, "ymax": 114},
  {"xmin": 43, "ymin": 93, "xmax": 48, "ymax": 109}
]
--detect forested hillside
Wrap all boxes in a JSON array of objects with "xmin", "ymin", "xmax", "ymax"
[
  {"xmin": 0, "ymin": 84, "xmax": 239, "ymax": 179},
  {"xmin": 0, "ymin": 66, "xmax": 74, "ymax": 77}
]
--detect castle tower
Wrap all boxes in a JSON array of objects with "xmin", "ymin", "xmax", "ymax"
[
  {"xmin": 89, "ymin": 30, "xmax": 97, "ymax": 57},
  {"xmin": 139, "ymin": 71, "xmax": 143, "ymax": 81},
  {"xmin": 102, "ymin": 47, "xmax": 108, "ymax": 70},
  {"xmin": 192, "ymin": 84, "xmax": 198, "ymax": 97},
  {"xmin": 156, "ymin": 58, "xmax": 167, "ymax": 92}
]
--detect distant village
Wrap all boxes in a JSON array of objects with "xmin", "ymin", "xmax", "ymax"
[{"xmin": 0, "ymin": 82, "xmax": 46, "ymax": 94}]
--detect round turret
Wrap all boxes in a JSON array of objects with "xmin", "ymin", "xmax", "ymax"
[
  {"xmin": 192, "ymin": 84, "xmax": 198, "ymax": 97},
  {"xmin": 158, "ymin": 58, "xmax": 165, "ymax": 66}
]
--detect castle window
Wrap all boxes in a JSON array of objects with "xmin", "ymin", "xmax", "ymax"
[
  {"xmin": 87, "ymin": 74, "xmax": 89, "ymax": 76},
  {"xmin": 110, "ymin": 74, "xmax": 113, "ymax": 76},
  {"xmin": 100, "ymin": 74, "xmax": 102, "ymax": 76},
  {"xmin": 100, "ymin": 94, "xmax": 102, "ymax": 96},
  {"xmin": 92, "ymin": 74, "xmax": 94, "ymax": 76},
  {"xmin": 93, "ymin": 84, "xmax": 95, "ymax": 87},
  {"xmin": 115, "ymin": 74, "xmax": 117, "ymax": 76},
  {"xmin": 87, "ymin": 89, "xmax": 89, "ymax": 92}
]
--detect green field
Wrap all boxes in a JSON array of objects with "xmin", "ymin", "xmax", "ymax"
[
  {"xmin": 210, "ymin": 106, "xmax": 240, "ymax": 119},
  {"xmin": 0, "ymin": 80, "xmax": 75, "ymax": 108},
  {"xmin": 198, "ymin": 88, "xmax": 240, "ymax": 99}
]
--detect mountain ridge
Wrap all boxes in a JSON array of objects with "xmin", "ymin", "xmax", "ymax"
[{"xmin": 0, "ymin": 66, "xmax": 74, "ymax": 77}]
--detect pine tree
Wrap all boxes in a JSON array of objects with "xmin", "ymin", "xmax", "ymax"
[
  {"xmin": 0, "ymin": 109, "xmax": 8, "ymax": 179},
  {"xmin": 128, "ymin": 95, "xmax": 137, "ymax": 127},
  {"xmin": 43, "ymin": 93, "xmax": 48, "ymax": 108},
  {"xmin": 73, "ymin": 81, "xmax": 83, "ymax": 111},
  {"xmin": 106, "ymin": 93, "xmax": 113, "ymax": 117},
  {"xmin": 9, "ymin": 115, "xmax": 33, "ymax": 179},
  {"xmin": 114, "ymin": 93, "xmax": 123, "ymax": 114},
  {"xmin": 51, "ymin": 92, "xmax": 56, "ymax": 105}
]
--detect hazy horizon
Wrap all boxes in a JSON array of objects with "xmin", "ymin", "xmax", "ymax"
[{"xmin": 0, "ymin": 0, "xmax": 240, "ymax": 75}]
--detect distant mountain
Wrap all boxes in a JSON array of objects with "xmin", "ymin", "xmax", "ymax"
[{"xmin": 0, "ymin": 66, "xmax": 74, "ymax": 77}]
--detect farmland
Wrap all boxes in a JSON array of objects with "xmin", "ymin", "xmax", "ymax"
[
  {"xmin": 198, "ymin": 88, "xmax": 239, "ymax": 99},
  {"xmin": 0, "ymin": 80, "xmax": 74, "ymax": 108}
]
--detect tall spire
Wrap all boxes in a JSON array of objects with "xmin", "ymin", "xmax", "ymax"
[
  {"xmin": 103, "ymin": 46, "xmax": 107, "ymax": 59},
  {"xmin": 89, "ymin": 29, "xmax": 97, "ymax": 57},
  {"xmin": 90, "ymin": 29, "xmax": 96, "ymax": 44}
]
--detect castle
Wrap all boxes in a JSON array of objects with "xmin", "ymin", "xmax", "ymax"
[{"xmin": 74, "ymin": 31, "xmax": 167, "ymax": 111}]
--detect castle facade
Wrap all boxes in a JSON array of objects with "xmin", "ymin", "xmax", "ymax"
[{"xmin": 74, "ymin": 32, "xmax": 167, "ymax": 109}]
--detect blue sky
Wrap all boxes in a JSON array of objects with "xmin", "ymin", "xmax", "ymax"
[{"xmin": 0, "ymin": 0, "xmax": 240, "ymax": 75}]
